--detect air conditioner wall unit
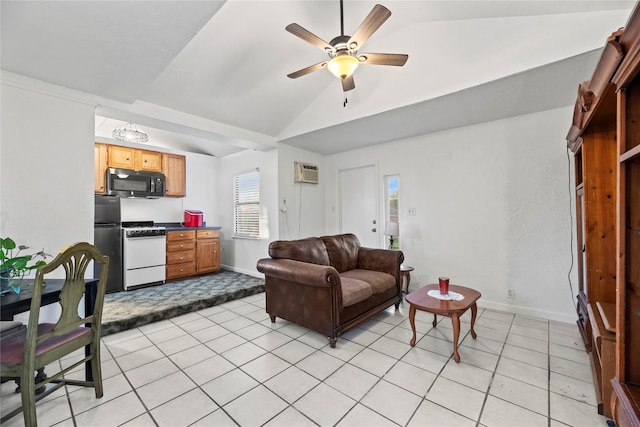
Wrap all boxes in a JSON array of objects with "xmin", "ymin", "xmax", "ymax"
[{"xmin": 293, "ymin": 162, "xmax": 319, "ymax": 184}]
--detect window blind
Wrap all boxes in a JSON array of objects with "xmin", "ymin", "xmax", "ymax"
[{"xmin": 233, "ymin": 171, "xmax": 260, "ymax": 238}]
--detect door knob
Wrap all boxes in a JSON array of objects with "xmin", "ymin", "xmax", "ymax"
[
  {"xmin": 372, "ymin": 228, "xmax": 376, "ymax": 232},
  {"xmin": 372, "ymin": 220, "xmax": 376, "ymax": 224}
]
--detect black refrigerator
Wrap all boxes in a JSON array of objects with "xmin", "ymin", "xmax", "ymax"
[{"xmin": 94, "ymin": 195, "xmax": 123, "ymax": 293}]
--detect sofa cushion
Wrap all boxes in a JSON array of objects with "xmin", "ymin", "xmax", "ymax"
[
  {"xmin": 321, "ymin": 234, "xmax": 360, "ymax": 273},
  {"xmin": 340, "ymin": 269, "xmax": 396, "ymax": 294},
  {"xmin": 268, "ymin": 237, "xmax": 330, "ymax": 266},
  {"xmin": 340, "ymin": 277, "xmax": 373, "ymax": 307}
]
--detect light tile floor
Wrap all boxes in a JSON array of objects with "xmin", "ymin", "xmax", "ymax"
[{"xmin": 1, "ymin": 293, "xmax": 611, "ymax": 427}]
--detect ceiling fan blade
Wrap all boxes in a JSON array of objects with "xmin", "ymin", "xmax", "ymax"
[
  {"xmin": 357, "ymin": 53, "xmax": 408, "ymax": 66},
  {"xmin": 287, "ymin": 61, "xmax": 328, "ymax": 79},
  {"xmin": 342, "ymin": 75, "xmax": 355, "ymax": 92},
  {"xmin": 286, "ymin": 23, "xmax": 334, "ymax": 52},
  {"xmin": 348, "ymin": 4, "xmax": 391, "ymax": 50}
]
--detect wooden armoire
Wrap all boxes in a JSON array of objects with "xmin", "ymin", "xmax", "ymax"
[{"xmin": 567, "ymin": 3, "xmax": 640, "ymax": 425}]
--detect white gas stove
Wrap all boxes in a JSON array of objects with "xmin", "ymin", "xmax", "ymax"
[{"xmin": 122, "ymin": 221, "xmax": 166, "ymax": 290}]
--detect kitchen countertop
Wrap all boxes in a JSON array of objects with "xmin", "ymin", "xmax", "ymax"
[{"xmin": 156, "ymin": 222, "xmax": 221, "ymax": 232}]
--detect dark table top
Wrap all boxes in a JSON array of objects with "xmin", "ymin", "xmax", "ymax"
[{"xmin": 0, "ymin": 279, "xmax": 98, "ymax": 320}]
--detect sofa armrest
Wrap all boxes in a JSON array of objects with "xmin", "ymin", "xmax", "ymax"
[
  {"xmin": 256, "ymin": 258, "xmax": 340, "ymax": 288},
  {"xmin": 357, "ymin": 247, "xmax": 404, "ymax": 282}
]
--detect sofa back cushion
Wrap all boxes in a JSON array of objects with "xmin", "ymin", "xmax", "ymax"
[
  {"xmin": 268, "ymin": 237, "xmax": 330, "ymax": 266},
  {"xmin": 321, "ymin": 234, "xmax": 361, "ymax": 273}
]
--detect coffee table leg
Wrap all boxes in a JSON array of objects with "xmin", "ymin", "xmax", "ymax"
[
  {"xmin": 470, "ymin": 303, "xmax": 478, "ymax": 339},
  {"xmin": 409, "ymin": 305, "xmax": 417, "ymax": 347},
  {"xmin": 452, "ymin": 313, "xmax": 461, "ymax": 363},
  {"xmin": 432, "ymin": 314, "xmax": 437, "ymax": 327}
]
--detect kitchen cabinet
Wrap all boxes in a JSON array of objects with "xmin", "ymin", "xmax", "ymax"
[
  {"xmin": 196, "ymin": 229, "xmax": 220, "ymax": 274},
  {"xmin": 94, "ymin": 143, "xmax": 108, "ymax": 194},
  {"xmin": 135, "ymin": 149, "xmax": 162, "ymax": 172},
  {"xmin": 162, "ymin": 153, "xmax": 186, "ymax": 197},
  {"xmin": 567, "ymin": 7, "xmax": 640, "ymax": 424},
  {"xmin": 166, "ymin": 230, "xmax": 196, "ymax": 280},
  {"xmin": 107, "ymin": 145, "xmax": 135, "ymax": 169},
  {"xmin": 94, "ymin": 143, "xmax": 187, "ymax": 198}
]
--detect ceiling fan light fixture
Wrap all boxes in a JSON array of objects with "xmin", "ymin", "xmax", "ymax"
[{"xmin": 327, "ymin": 54, "xmax": 359, "ymax": 79}]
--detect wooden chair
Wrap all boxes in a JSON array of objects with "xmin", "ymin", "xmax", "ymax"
[{"xmin": 0, "ymin": 242, "xmax": 109, "ymax": 426}]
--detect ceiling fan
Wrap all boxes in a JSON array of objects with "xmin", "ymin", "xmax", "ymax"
[{"xmin": 286, "ymin": 0, "xmax": 408, "ymax": 93}]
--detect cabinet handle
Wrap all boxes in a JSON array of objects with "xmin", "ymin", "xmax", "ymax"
[
  {"xmin": 179, "ymin": 257, "xmax": 184, "ymax": 260},
  {"xmin": 180, "ymin": 269, "xmax": 184, "ymax": 272},
  {"xmin": 180, "ymin": 244, "xmax": 184, "ymax": 248}
]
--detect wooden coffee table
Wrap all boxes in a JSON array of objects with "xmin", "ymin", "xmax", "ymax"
[{"xmin": 406, "ymin": 284, "xmax": 481, "ymax": 363}]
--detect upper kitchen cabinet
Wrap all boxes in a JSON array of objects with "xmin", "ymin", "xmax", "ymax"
[
  {"xmin": 107, "ymin": 145, "xmax": 135, "ymax": 169},
  {"xmin": 135, "ymin": 150, "xmax": 162, "ymax": 172},
  {"xmin": 94, "ymin": 143, "xmax": 187, "ymax": 197},
  {"xmin": 162, "ymin": 153, "xmax": 186, "ymax": 197},
  {"xmin": 94, "ymin": 143, "xmax": 108, "ymax": 194}
]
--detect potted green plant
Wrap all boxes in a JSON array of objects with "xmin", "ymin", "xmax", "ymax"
[{"xmin": 0, "ymin": 237, "xmax": 49, "ymax": 295}]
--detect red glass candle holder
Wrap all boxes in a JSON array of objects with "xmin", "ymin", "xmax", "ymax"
[{"xmin": 438, "ymin": 277, "xmax": 450, "ymax": 295}]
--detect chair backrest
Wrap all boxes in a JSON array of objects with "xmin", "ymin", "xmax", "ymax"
[{"xmin": 24, "ymin": 242, "xmax": 109, "ymax": 354}]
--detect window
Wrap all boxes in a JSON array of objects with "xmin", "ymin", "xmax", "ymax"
[
  {"xmin": 233, "ymin": 170, "xmax": 260, "ymax": 239},
  {"xmin": 384, "ymin": 175, "xmax": 400, "ymax": 249}
]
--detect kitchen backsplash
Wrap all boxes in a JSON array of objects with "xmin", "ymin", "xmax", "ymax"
[{"xmin": 120, "ymin": 197, "xmax": 190, "ymax": 223}]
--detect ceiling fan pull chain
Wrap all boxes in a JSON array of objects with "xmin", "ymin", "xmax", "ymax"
[{"xmin": 343, "ymin": 94, "xmax": 348, "ymax": 108}]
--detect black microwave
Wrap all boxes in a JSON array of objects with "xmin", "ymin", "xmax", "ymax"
[{"xmin": 105, "ymin": 168, "xmax": 165, "ymax": 198}]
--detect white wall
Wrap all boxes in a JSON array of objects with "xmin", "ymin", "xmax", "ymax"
[
  {"xmin": 0, "ymin": 73, "xmax": 579, "ymax": 324},
  {"xmin": 1, "ymin": 82, "xmax": 95, "ymax": 272},
  {"xmin": 218, "ymin": 148, "xmax": 278, "ymax": 277},
  {"xmin": 325, "ymin": 107, "xmax": 578, "ymax": 323},
  {"xmin": 277, "ymin": 144, "xmax": 325, "ymax": 240},
  {"xmin": 114, "ymin": 149, "xmax": 219, "ymax": 225}
]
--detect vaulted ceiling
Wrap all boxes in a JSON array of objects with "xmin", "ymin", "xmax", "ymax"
[{"xmin": 1, "ymin": 1, "xmax": 635, "ymax": 156}]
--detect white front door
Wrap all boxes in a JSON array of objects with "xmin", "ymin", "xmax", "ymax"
[{"xmin": 339, "ymin": 164, "xmax": 379, "ymax": 248}]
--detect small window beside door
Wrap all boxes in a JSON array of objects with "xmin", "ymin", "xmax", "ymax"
[{"xmin": 384, "ymin": 175, "xmax": 400, "ymax": 249}]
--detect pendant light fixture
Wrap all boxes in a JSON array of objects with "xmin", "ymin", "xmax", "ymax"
[{"xmin": 112, "ymin": 122, "xmax": 149, "ymax": 144}]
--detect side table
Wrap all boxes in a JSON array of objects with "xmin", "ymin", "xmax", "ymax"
[
  {"xmin": 405, "ymin": 284, "xmax": 481, "ymax": 363},
  {"xmin": 400, "ymin": 265, "xmax": 414, "ymax": 293}
]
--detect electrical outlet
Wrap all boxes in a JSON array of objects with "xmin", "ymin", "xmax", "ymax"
[
  {"xmin": 507, "ymin": 289, "xmax": 515, "ymax": 299},
  {"xmin": 408, "ymin": 207, "xmax": 417, "ymax": 216}
]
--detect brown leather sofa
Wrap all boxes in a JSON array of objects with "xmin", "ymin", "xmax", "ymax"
[{"xmin": 256, "ymin": 233, "xmax": 404, "ymax": 347}]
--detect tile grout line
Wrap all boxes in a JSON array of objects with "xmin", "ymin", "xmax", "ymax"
[{"xmin": 472, "ymin": 311, "xmax": 515, "ymax": 427}]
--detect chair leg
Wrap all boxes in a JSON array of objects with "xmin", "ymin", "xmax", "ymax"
[
  {"xmin": 91, "ymin": 349, "xmax": 104, "ymax": 398},
  {"xmin": 21, "ymin": 370, "xmax": 37, "ymax": 427}
]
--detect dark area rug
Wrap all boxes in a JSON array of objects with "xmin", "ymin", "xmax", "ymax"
[{"xmin": 101, "ymin": 270, "xmax": 265, "ymax": 336}]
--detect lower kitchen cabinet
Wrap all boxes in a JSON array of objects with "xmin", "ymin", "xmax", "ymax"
[
  {"xmin": 196, "ymin": 229, "xmax": 220, "ymax": 274},
  {"xmin": 166, "ymin": 230, "xmax": 196, "ymax": 280},
  {"xmin": 166, "ymin": 229, "xmax": 220, "ymax": 280}
]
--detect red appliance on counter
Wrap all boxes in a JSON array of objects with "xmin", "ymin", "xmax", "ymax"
[{"xmin": 184, "ymin": 210, "xmax": 203, "ymax": 227}]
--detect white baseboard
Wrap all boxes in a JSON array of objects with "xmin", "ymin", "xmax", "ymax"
[
  {"xmin": 221, "ymin": 264, "xmax": 264, "ymax": 280},
  {"xmin": 478, "ymin": 299, "xmax": 578, "ymax": 324}
]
